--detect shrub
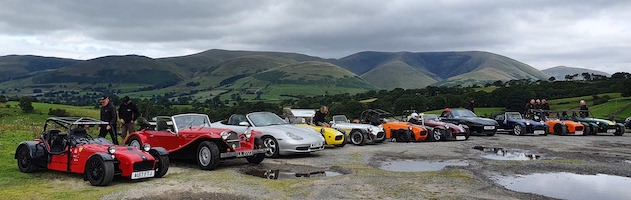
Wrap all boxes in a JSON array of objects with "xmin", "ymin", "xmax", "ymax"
[{"xmin": 48, "ymin": 108, "xmax": 70, "ymax": 117}]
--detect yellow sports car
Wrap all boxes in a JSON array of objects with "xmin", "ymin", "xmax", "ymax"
[
  {"xmin": 296, "ymin": 124, "xmax": 346, "ymax": 147},
  {"xmin": 283, "ymin": 108, "xmax": 346, "ymax": 147}
]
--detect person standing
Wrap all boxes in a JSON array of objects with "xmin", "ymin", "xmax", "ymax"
[
  {"xmin": 541, "ymin": 99, "xmax": 551, "ymax": 118},
  {"xmin": 579, "ymin": 100, "xmax": 589, "ymax": 118},
  {"xmin": 535, "ymin": 99, "xmax": 541, "ymax": 109},
  {"xmin": 524, "ymin": 99, "xmax": 535, "ymax": 118},
  {"xmin": 465, "ymin": 98, "xmax": 475, "ymax": 113},
  {"xmin": 100, "ymin": 96, "xmax": 119, "ymax": 145},
  {"xmin": 313, "ymin": 106, "xmax": 329, "ymax": 127},
  {"xmin": 118, "ymin": 96, "xmax": 140, "ymax": 141}
]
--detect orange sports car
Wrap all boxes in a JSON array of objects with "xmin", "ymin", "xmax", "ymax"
[
  {"xmin": 359, "ymin": 109, "xmax": 434, "ymax": 142},
  {"xmin": 543, "ymin": 112, "xmax": 585, "ymax": 135}
]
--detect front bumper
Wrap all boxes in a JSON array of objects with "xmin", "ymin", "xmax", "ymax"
[
  {"xmin": 468, "ymin": 125, "xmax": 497, "ymax": 135},
  {"xmin": 278, "ymin": 139, "xmax": 325, "ymax": 155}
]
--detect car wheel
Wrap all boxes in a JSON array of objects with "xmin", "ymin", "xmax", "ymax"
[
  {"xmin": 581, "ymin": 123, "xmax": 591, "ymax": 136},
  {"xmin": 148, "ymin": 150, "xmax": 169, "ymax": 178},
  {"xmin": 16, "ymin": 145, "xmax": 38, "ymax": 173},
  {"xmin": 350, "ymin": 130, "xmax": 366, "ymax": 146},
  {"xmin": 262, "ymin": 136, "xmax": 280, "ymax": 157},
  {"xmin": 247, "ymin": 138, "xmax": 266, "ymax": 164},
  {"xmin": 197, "ymin": 141, "xmax": 220, "ymax": 170},
  {"xmin": 430, "ymin": 129, "xmax": 442, "ymax": 141},
  {"xmin": 553, "ymin": 124, "xmax": 564, "ymax": 135},
  {"xmin": 614, "ymin": 125, "xmax": 625, "ymax": 136},
  {"xmin": 85, "ymin": 156, "xmax": 114, "ymax": 186},
  {"xmin": 513, "ymin": 124, "xmax": 523, "ymax": 136},
  {"xmin": 126, "ymin": 136, "xmax": 142, "ymax": 150}
]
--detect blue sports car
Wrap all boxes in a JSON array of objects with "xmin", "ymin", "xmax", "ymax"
[{"xmin": 493, "ymin": 112, "xmax": 548, "ymax": 136}]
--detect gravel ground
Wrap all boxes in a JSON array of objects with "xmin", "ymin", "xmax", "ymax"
[{"xmin": 102, "ymin": 132, "xmax": 631, "ymax": 200}]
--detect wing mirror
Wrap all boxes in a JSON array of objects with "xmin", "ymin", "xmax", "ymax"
[{"xmin": 238, "ymin": 121, "xmax": 250, "ymax": 126}]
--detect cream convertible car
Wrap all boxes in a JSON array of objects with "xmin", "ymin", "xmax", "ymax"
[{"xmin": 212, "ymin": 112, "xmax": 326, "ymax": 158}]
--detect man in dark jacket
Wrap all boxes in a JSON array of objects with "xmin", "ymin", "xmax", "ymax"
[
  {"xmin": 313, "ymin": 106, "xmax": 329, "ymax": 127},
  {"xmin": 100, "ymin": 96, "xmax": 119, "ymax": 145},
  {"xmin": 579, "ymin": 100, "xmax": 589, "ymax": 118},
  {"xmin": 118, "ymin": 96, "xmax": 140, "ymax": 141},
  {"xmin": 524, "ymin": 99, "xmax": 535, "ymax": 118},
  {"xmin": 465, "ymin": 98, "xmax": 475, "ymax": 113}
]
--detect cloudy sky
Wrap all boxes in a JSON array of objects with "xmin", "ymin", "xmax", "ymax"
[{"xmin": 1, "ymin": 0, "xmax": 629, "ymax": 74}]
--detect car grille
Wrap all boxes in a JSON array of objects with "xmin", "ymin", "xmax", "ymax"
[
  {"xmin": 376, "ymin": 132, "xmax": 385, "ymax": 139},
  {"xmin": 296, "ymin": 146, "xmax": 309, "ymax": 151},
  {"xmin": 335, "ymin": 135, "xmax": 343, "ymax": 140},
  {"xmin": 133, "ymin": 160, "xmax": 155, "ymax": 172},
  {"xmin": 575, "ymin": 126, "xmax": 584, "ymax": 131},
  {"xmin": 225, "ymin": 131, "xmax": 241, "ymax": 149}
]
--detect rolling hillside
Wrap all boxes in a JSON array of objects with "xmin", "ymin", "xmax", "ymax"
[
  {"xmin": 542, "ymin": 66, "xmax": 610, "ymax": 80},
  {"xmin": 0, "ymin": 55, "xmax": 80, "ymax": 82},
  {"xmin": 335, "ymin": 51, "xmax": 550, "ymax": 89},
  {"xmin": 1, "ymin": 49, "xmax": 555, "ymax": 102}
]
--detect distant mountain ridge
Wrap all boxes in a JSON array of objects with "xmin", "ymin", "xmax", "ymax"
[
  {"xmin": 0, "ymin": 49, "xmax": 551, "ymax": 101},
  {"xmin": 542, "ymin": 66, "xmax": 610, "ymax": 80}
]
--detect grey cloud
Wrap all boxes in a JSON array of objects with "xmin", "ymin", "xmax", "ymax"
[{"xmin": 0, "ymin": 0, "xmax": 630, "ymax": 73}]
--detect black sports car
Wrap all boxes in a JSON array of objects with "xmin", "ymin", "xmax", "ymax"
[{"xmin": 440, "ymin": 109, "xmax": 498, "ymax": 136}]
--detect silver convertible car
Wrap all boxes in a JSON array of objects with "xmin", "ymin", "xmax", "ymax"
[{"xmin": 211, "ymin": 112, "xmax": 326, "ymax": 157}]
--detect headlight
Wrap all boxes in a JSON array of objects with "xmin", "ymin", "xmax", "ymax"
[
  {"xmin": 107, "ymin": 146, "xmax": 116, "ymax": 154},
  {"xmin": 596, "ymin": 122, "xmax": 600, "ymax": 125},
  {"xmin": 244, "ymin": 130, "xmax": 252, "ymax": 139},
  {"xmin": 220, "ymin": 131, "xmax": 230, "ymax": 140},
  {"xmin": 367, "ymin": 127, "xmax": 373, "ymax": 133},
  {"xmin": 526, "ymin": 122, "xmax": 530, "ymax": 126},
  {"xmin": 143, "ymin": 143, "xmax": 151, "ymax": 152},
  {"xmin": 408, "ymin": 126, "xmax": 413, "ymax": 130},
  {"xmin": 286, "ymin": 132, "xmax": 303, "ymax": 140},
  {"xmin": 445, "ymin": 125, "xmax": 449, "ymax": 129}
]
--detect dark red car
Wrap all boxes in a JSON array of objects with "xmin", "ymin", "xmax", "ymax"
[
  {"xmin": 15, "ymin": 117, "xmax": 169, "ymax": 186},
  {"xmin": 124, "ymin": 113, "xmax": 267, "ymax": 170}
]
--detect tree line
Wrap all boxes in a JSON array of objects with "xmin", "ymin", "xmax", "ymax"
[{"xmin": 3, "ymin": 72, "xmax": 630, "ymax": 122}]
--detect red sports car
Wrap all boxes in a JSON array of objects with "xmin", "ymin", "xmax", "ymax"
[
  {"xmin": 125, "ymin": 113, "xmax": 267, "ymax": 170},
  {"xmin": 15, "ymin": 117, "xmax": 169, "ymax": 186}
]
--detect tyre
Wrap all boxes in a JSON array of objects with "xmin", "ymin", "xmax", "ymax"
[
  {"xmin": 246, "ymin": 138, "xmax": 266, "ymax": 164},
  {"xmin": 262, "ymin": 136, "xmax": 280, "ymax": 157},
  {"xmin": 553, "ymin": 124, "xmax": 566, "ymax": 135},
  {"xmin": 580, "ymin": 123, "xmax": 591, "ymax": 136},
  {"xmin": 197, "ymin": 141, "xmax": 220, "ymax": 170},
  {"xmin": 85, "ymin": 156, "xmax": 114, "ymax": 186},
  {"xmin": 614, "ymin": 125, "xmax": 625, "ymax": 136},
  {"xmin": 126, "ymin": 136, "xmax": 142, "ymax": 150},
  {"xmin": 427, "ymin": 129, "xmax": 441, "ymax": 142},
  {"xmin": 16, "ymin": 145, "xmax": 38, "ymax": 173},
  {"xmin": 148, "ymin": 150, "xmax": 169, "ymax": 178},
  {"xmin": 397, "ymin": 130, "xmax": 412, "ymax": 142},
  {"xmin": 349, "ymin": 130, "xmax": 366, "ymax": 146},
  {"xmin": 513, "ymin": 124, "xmax": 524, "ymax": 136}
]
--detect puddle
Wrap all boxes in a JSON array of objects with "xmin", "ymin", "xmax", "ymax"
[
  {"xmin": 474, "ymin": 146, "xmax": 541, "ymax": 160},
  {"xmin": 378, "ymin": 160, "xmax": 469, "ymax": 172},
  {"xmin": 494, "ymin": 172, "xmax": 631, "ymax": 200},
  {"xmin": 244, "ymin": 169, "xmax": 342, "ymax": 180},
  {"xmin": 625, "ymin": 160, "xmax": 631, "ymax": 164}
]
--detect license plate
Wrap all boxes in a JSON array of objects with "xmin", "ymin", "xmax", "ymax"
[
  {"xmin": 456, "ymin": 136, "xmax": 466, "ymax": 140},
  {"xmin": 575, "ymin": 131, "xmax": 583, "ymax": 135},
  {"xmin": 310, "ymin": 142, "xmax": 322, "ymax": 148},
  {"xmin": 237, "ymin": 151, "xmax": 254, "ymax": 157},
  {"xmin": 607, "ymin": 129, "xmax": 616, "ymax": 133},
  {"xmin": 534, "ymin": 130, "xmax": 545, "ymax": 135},
  {"xmin": 484, "ymin": 126, "xmax": 495, "ymax": 130},
  {"xmin": 131, "ymin": 170, "xmax": 155, "ymax": 179}
]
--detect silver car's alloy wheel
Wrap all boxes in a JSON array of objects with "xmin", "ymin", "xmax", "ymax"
[
  {"xmin": 198, "ymin": 146, "xmax": 211, "ymax": 166},
  {"xmin": 264, "ymin": 137, "xmax": 277, "ymax": 157}
]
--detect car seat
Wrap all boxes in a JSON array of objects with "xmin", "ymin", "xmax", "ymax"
[
  {"xmin": 229, "ymin": 114, "xmax": 246, "ymax": 125},
  {"xmin": 157, "ymin": 120, "xmax": 168, "ymax": 131},
  {"xmin": 48, "ymin": 129, "xmax": 66, "ymax": 153}
]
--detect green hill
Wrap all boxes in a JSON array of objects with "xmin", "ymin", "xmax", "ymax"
[
  {"xmin": 335, "ymin": 51, "xmax": 550, "ymax": 89},
  {"xmin": 0, "ymin": 55, "xmax": 79, "ymax": 82}
]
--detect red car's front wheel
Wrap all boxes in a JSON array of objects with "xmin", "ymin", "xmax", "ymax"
[{"xmin": 85, "ymin": 156, "xmax": 114, "ymax": 186}]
